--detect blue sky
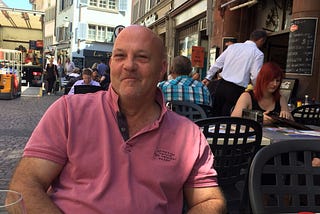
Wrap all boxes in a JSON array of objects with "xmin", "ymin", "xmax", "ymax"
[{"xmin": 3, "ymin": 0, "xmax": 32, "ymax": 10}]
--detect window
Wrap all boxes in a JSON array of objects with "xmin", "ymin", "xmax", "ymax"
[
  {"xmin": 88, "ymin": 25, "xmax": 96, "ymax": 40},
  {"xmin": 89, "ymin": 0, "xmax": 98, "ymax": 7},
  {"xmin": 106, "ymin": 27, "xmax": 114, "ymax": 43},
  {"xmin": 88, "ymin": 25, "xmax": 114, "ymax": 43},
  {"xmin": 89, "ymin": 0, "xmax": 116, "ymax": 9},
  {"xmin": 97, "ymin": 26, "xmax": 106, "ymax": 41},
  {"xmin": 108, "ymin": 0, "xmax": 116, "ymax": 10},
  {"xmin": 99, "ymin": 0, "xmax": 107, "ymax": 8},
  {"xmin": 60, "ymin": 0, "xmax": 72, "ymax": 11}
]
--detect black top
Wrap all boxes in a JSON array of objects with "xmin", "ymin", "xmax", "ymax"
[
  {"xmin": 45, "ymin": 64, "xmax": 57, "ymax": 80},
  {"xmin": 248, "ymin": 90, "xmax": 281, "ymax": 113}
]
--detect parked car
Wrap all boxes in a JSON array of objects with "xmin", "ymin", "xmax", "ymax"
[{"xmin": 21, "ymin": 65, "xmax": 43, "ymax": 87}]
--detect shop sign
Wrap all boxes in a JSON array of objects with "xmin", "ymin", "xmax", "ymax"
[
  {"xmin": 191, "ymin": 46, "xmax": 205, "ymax": 68},
  {"xmin": 36, "ymin": 40, "xmax": 43, "ymax": 48},
  {"xmin": 29, "ymin": 40, "xmax": 43, "ymax": 50},
  {"xmin": 114, "ymin": 25, "xmax": 125, "ymax": 38}
]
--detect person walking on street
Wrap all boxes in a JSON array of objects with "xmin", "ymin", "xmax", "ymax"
[
  {"xmin": 203, "ymin": 29, "xmax": 267, "ymax": 116},
  {"xmin": 8, "ymin": 25, "xmax": 226, "ymax": 213},
  {"xmin": 45, "ymin": 57, "xmax": 58, "ymax": 95}
]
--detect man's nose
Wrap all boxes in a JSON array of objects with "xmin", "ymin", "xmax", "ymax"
[{"xmin": 123, "ymin": 56, "xmax": 137, "ymax": 70}]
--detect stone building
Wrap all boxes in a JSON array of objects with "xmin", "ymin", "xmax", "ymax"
[{"xmin": 132, "ymin": 0, "xmax": 320, "ymax": 101}]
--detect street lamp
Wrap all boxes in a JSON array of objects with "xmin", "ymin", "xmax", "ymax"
[{"xmin": 77, "ymin": 3, "xmax": 87, "ymax": 54}]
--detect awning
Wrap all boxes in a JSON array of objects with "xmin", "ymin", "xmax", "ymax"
[
  {"xmin": 220, "ymin": 0, "xmax": 258, "ymax": 10},
  {"xmin": 0, "ymin": 7, "xmax": 44, "ymax": 30}
]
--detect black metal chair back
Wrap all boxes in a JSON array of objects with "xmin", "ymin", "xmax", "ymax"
[
  {"xmin": 168, "ymin": 101, "xmax": 207, "ymax": 121},
  {"xmin": 198, "ymin": 104, "xmax": 215, "ymax": 117},
  {"xmin": 248, "ymin": 139, "xmax": 320, "ymax": 214},
  {"xmin": 195, "ymin": 117, "xmax": 262, "ymax": 213},
  {"xmin": 291, "ymin": 104, "xmax": 320, "ymax": 126}
]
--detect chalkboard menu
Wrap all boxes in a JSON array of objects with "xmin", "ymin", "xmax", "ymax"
[
  {"xmin": 72, "ymin": 57, "xmax": 84, "ymax": 69},
  {"xmin": 286, "ymin": 18, "xmax": 318, "ymax": 75}
]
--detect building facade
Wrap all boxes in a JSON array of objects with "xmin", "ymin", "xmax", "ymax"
[
  {"xmin": 33, "ymin": 0, "xmax": 131, "ymax": 69},
  {"xmin": 0, "ymin": 0, "xmax": 44, "ymax": 65},
  {"xmin": 132, "ymin": 0, "xmax": 320, "ymax": 101}
]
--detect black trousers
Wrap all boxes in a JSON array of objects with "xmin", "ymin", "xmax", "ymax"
[
  {"xmin": 47, "ymin": 78, "xmax": 55, "ymax": 93},
  {"xmin": 212, "ymin": 79, "xmax": 245, "ymax": 116}
]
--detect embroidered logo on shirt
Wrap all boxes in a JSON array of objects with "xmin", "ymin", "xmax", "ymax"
[{"xmin": 153, "ymin": 149, "xmax": 176, "ymax": 162}]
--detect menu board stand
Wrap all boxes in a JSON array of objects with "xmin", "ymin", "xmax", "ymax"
[{"xmin": 286, "ymin": 17, "xmax": 318, "ymax": 75}]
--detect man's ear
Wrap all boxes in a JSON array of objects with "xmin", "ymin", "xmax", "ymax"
[{"xmin": 159, "ymin": 60, "xmax": 168, "ymax": 81}]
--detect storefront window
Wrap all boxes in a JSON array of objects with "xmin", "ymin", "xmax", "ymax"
[{"xmin": 178, "ymin": 33, "xmax": 198, "ymax": 58}]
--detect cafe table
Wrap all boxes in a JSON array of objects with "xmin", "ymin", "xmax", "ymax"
[{"xmin": 262, "ymin": 125, "xmax": 320, "ymax": 146}]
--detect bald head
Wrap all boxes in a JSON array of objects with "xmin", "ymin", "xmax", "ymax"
[
  {"xmin": 109, "ymin": 25, "xmax": 167, "ymax": 100},
  {"xmin": 114, "ymin": 25, "xmax": 166, "ymax": 60}
]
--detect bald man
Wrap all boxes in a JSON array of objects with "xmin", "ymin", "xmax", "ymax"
[{"xmin": 9, "ymin": 25, "xmax": 226, "ymax": 213}]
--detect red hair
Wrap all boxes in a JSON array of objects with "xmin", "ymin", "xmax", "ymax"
[{"xmin": 254, "ymin": 62, "xmax": 284, "ymax": 102}]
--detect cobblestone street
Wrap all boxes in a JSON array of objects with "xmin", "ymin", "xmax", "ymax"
[{"xmin": 0, "ymin": 94, "xmax": 61, "ymax": 189}]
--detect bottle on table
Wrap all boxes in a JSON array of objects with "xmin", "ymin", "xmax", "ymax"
[{"xmin": 304, "ymin": 95, "xmax": 309, "ymax": 105}]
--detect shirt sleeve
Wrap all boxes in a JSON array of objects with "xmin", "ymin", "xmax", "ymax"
[
  {"xmin": 184, "ymin": 131, "xmax": 218, "ymax": 188},
  {"xmin": 205, "ymin": 50, "xmax": 227, "ymax": 81},
  {"xmin": 250, "ymin": 52, "xmax": 264, "ymax": 86},
  {"xmin": 24, "ymin": 97, "xmax": 68, "ymax": 165}
]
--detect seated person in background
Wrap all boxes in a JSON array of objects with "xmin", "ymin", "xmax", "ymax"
[
  {"xmin": 91, "ymin": 68, "xmax": 101, "ymax": 82},
  {"xmin": 67, "ymin": 67, "xmax": 81, "ymax": 79},
  {"xmin": 231, "ymin": 62, "xmax": 293, "ymax": 125},
  {"xmin": 158, "ymin": 55, "xmax": 211, "ymax": 105},
  {"xmin": 68, "ymin": 68, "xmax": 100, "ymax": 95},
  {"xmin": 92, "ymin": 68, "xmax": 110, "ymax": 90}
]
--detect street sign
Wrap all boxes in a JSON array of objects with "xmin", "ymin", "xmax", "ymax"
[
  {"xmin": 114, "ymin": 25, "xmax": 125, "ymax": 38},
  {"xmin": 191, "ymin": 46, "xmax": 205, "ymax": 68}
]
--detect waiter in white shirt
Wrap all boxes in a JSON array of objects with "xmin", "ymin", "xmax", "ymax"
[{"xmin": 203, "ymin": 29, "xmax": 267, "ymax": 116}]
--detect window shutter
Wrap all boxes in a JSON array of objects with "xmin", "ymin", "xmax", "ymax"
[
  {"xmin": 67, "ymin": 22, "xmax": 73, "ymax": 39},
  {"xmin": 77, "ymin": 22, "xmax": 87, "ymax": 40},
  {"xmin": 119, "ymin": 0, "xmax": 127, "ymax": 11}
]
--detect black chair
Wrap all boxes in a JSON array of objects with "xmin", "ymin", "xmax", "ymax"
[
  {"xmin": 198, "ymin": 104, "xmax": 215, "ymax": 117},
  {"xmin": 195, "ymin": 117, "xmax": 262, "ymax": 213},
  {"xmin": 168, "ymin": 101, "xmax": 207, "ymax": 121},
  {"xmin": 291, "ymin": 104, "xmax": 320, "ymax": 126},
  {"xmin": 248, "ymin": 139, "xmax": 320, "ymax": 214}
]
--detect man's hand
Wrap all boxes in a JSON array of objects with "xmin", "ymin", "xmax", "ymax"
[{"xmin": 202, "ymin": 79, "xmax": 210, "ymax": 86}]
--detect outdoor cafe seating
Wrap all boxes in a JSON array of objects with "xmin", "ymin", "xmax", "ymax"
[
  {"xmin": 249, "ymin": 139, "xmax": 320, "ymax": 214},
  {"xmin": 167, "ymin": 100, "xmax": 207, "ymax": 121},
  {"xmin": 195, "ymin": 117, "xmax": 262, "ymax": 213},
  {"xmin": 291, "ymin": 104, "xmax": 320, "ymax": 126}
]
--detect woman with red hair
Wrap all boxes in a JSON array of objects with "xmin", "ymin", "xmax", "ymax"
[{"xmin": 231, "ymin": 62, "xmax": 293, "ymax": 125}]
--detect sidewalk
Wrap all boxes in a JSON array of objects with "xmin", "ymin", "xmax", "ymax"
[{"xmin": 0, "ymin": 94, "xmax": 61, "ymax": 189}]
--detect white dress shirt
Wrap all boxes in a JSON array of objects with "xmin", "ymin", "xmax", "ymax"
[{"xmin": 205, "ymin": 40, "xmax": 264, "ymax": 88}]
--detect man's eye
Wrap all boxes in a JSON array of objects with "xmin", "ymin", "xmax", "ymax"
[
  {"xmin": 113, "ymin": 54, "xmax": 124, "ymax": 59},
  {"xmin": 137, "ymin": 55, "xmax": 149, "ymax": 61}
]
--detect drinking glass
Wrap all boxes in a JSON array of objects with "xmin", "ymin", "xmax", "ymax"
[{"xmin": 0, "ymin": 190, "xmax": 26, "ymax": 214}]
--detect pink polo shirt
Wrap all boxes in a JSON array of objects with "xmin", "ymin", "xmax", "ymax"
[{"xmin": 24, "ymin": 86, "xmax": 218, "ymax": 213}]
